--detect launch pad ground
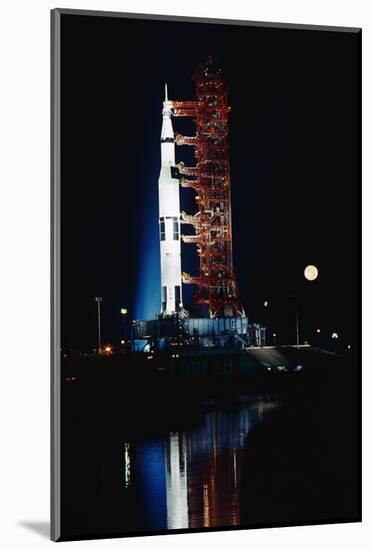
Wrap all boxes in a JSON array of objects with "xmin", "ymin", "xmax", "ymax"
[
  {"xmin": 144, "ymin": 344, "xmax": 345, "ymax": 376},
  {"xmin": 62, "ymin": 345, "xmax": 348, "ymax": 383}
]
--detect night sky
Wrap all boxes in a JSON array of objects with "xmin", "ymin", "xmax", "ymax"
[{"xmin": 60, "ymin": 14, "xmax": 360, "ymax": 351}]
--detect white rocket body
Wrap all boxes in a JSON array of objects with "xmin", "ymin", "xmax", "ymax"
[{"xmin": 158, "ymin": 85, "xmax": 183, "ymax": 316}]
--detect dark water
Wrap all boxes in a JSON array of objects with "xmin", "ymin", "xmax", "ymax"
[
  {"xmin": 125, "ymin": 396, "xmax": 277, "ymax": 530},
  {"xmin": 61, "ymin": 366, "xmax": 360, "ymax": 539},
  {"xmin": 61, "ymin": 390, "xmax": 279, "ymax": 537}
]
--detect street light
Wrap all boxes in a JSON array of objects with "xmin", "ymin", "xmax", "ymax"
[
  {"xmin": 120, "ymin": 307, "xmax": 128, "ymax": 342},
  {"xmin": 295, "ymin": 265, "xmax": 319, "ymax": 347},
  {"xmin": 94, "ymin": 297, "xmax": 103, "ymax": 354}
]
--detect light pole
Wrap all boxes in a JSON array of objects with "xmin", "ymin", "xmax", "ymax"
[
  {"xmin": 295, "ymin": 309, "xmax": 300, "ymax": 348},
  {"xmin": 262, "ymin": 300, "xmax": 271, "ymax": 344},
  {"xmin": 291, "ymin": 293, "xmax": 300, "ymax": 348},
  {"xmin": 120, "ymin": 308, "xmax": 128, "ymax": 343},
  {"xmin": 94, "ymin": 297, "xmax": 103, "ymax": 354},
  {"xmin": 331, "ymin": 331, "xmax": 339, "ymax": 352},
  {"xmin": 295, "ymin": 265, "xmax": 319, "ymax": 348}
]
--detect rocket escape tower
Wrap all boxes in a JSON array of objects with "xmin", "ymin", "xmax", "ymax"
[{"xmin": 173, "ymin": 57, "xmax": 245, "ymax": 319}]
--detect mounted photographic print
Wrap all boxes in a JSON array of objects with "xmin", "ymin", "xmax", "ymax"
[{"xmin": 51, "ymin": 8, "xmax": 362, "ymax": 541}]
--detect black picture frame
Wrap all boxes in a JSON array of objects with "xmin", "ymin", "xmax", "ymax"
[{"xmin": 51, "ymin": 8, "xmax": 362, "ymax": 542}]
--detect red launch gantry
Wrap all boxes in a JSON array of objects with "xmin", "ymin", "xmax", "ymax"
[{"xmin": 172, "ymin": 58, "xmax": 245, "ymax": 319}]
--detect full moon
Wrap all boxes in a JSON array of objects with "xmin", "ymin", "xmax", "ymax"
[{"xmin": 304, "ymin": 265, "xmax": 319, "ymax": 281}]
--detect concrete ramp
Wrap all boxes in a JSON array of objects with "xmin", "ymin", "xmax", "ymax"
[
  {"xmin": 244, "ymin": 346, "xmax": 339, "ymax": 370},
  {"xmin": 246, "ymin": 347, "xmax": 291, "ymax": 368}
]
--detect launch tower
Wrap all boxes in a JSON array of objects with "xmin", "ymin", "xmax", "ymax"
[{"xmin": 172, "ymin": 57, "xmax": 245, "ymax": 319}]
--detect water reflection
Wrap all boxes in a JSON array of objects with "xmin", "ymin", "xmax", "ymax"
[
  {"xmin": 166, "ymin": 433, "xmax": 189, "ymax": 529},
  {"xmin": 131, "ymin": 396, "xmax": 275, "ymax": 530},
  {"xmin": 124, "ymin": 442, "xmax": 131, "ymax": 488},
  {"xmin": 185, "ymin": 404, "xmax": 252, "ymax": 528}
]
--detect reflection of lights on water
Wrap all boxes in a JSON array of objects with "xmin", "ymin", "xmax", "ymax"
[
  {"xmin": 210, "ymin": 472, "xmax": 215, "ymax": 496},
  {"xmin": 213, "ymin": 416, "xmax": 217, "ymax": 464},
  {"xmin": 166, "ymin": 432, "xmax": 189, "ymax": 529},
  {"xmin": 124, "ymin": 442, "xmax": 131, "ymax": 488},
  {"xmin": 233, "ymin": 448, "xmax": 237, "ymax": 489},
  {"xmin": 133, "ymin": 399, "xmax": 278, "ymax": 530},
  {"xmin": 231, "ymin": 509, "xmax": 239, "ymax": 526},
  {"xmin": 238, "ymin": 407, "xmax": 250, "ymax": 447},
  {"xmin": 203, "ymin": 483, "xmax": 210, "ymax": 527}
]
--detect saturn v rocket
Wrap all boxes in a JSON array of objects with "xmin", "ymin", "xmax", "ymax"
[
  {"xmin": 158, "ymin": 85, "xmax": 183, "ymax": 317},
  {"xmin": 134, "ymin": 62, "xmax": 266, "ymax": 349}
]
